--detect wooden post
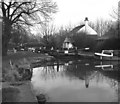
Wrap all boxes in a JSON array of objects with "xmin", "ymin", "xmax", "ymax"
[{"xmin": 118, "ymin": 1, "xmax": 120, "ymax": 38}]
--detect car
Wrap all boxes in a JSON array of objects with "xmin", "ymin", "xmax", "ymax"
[{"xmin": 35, "ymin": 47, "xmax": 41, "ymax": 53}]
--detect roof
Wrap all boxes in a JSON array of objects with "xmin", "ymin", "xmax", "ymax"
[
  {"xmin": 71, "ymin": 25, "xmax": 97, "ymax": 35},
  {"xmin": 77, "ymin": 25, "xmax": 97, "ymax": 35},
  {"xmin": 70, "ymin": 25, "xmax": 85, "ymax": 33},
  {"xmin": 70, "ymin": 17, "xmax": 98, "ymax": 35},
  {"xmin": 64, "ymin": 37, "xmax": 72, "ymax": 43}
]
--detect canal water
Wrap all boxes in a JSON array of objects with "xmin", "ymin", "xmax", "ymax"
[{"xmin": 31, "ymin": 59, "xmax": 119, "ymax": 102}]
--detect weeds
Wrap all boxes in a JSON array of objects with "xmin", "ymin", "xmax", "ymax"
[{"xmin": 2, "ymin": 59, "xmax": 32, "ymax": 82}]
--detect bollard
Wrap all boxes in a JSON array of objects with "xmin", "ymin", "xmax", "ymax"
[{"xmin": 36, "ymin": 94, "xmax": 46, "ymax": 104}]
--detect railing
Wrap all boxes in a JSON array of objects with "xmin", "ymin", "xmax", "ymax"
[{"xmin": 102, "ymin": 50, "xmax": 113, "ymax": 57}]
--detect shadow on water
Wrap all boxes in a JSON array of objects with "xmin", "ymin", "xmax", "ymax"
[{"xmin": 31, "ymin": 59, "xmax": 120, "ymax": 102}]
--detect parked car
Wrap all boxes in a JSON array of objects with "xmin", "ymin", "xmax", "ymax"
[
  {"xmin": 28, "ymin": 47, "xmax": 36, "ymax": 52},
  {"xmin": 35, "ymin": 47, "xmax": 41, "ymax": 53},
  {"xmin": 15, "ymin": 46, "xmax": 25, "ymax": 51}
]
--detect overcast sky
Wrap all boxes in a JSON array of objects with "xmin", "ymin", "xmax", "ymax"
[
  {"xmin": 32, "ymin": 0, "xmax": 119, "ymax": 35},
  {"xmin": 51, "ymin": 0, "xmax": 119, "ymax": 27}
]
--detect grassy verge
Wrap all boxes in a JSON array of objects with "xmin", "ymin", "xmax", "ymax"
[{"xmin": 3, "ymin": 51, "xmax": 48, "ymax": 67}]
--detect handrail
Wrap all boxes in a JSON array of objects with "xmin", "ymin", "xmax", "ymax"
[
  {"xmin": 102, "ymin": 50, "xmax": 114, "ymax": 53},
  {"xmin": 101, "ymin": 50, "xmax": 113, "ymax": 57}
]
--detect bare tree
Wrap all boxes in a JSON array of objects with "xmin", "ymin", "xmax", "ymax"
[
  {"xmin": 0, "ymin": 0, "xmax": 57, "ymax": 56},
  {"xmin": 94, "ymin": 19, "xmax": 113, "ymax": 36},
  {"xmin": 110, "ymin": 1, "xmax": 120, "ymax": 20},
  {"xmin": 110, "ymin": 1, "xmax": 120, "ymax": 38}
]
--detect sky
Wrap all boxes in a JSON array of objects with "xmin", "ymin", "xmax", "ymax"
[
  {"xmin": 31, "ymin": 0, "xmax": 119, "ymax": 35},
  {"xmin": 51, "ymin": 0, "xmax": 119, "ymax": 28}
]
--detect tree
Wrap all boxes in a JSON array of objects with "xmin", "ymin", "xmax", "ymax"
[
  {"xmin": 110, "ymin": 1, "xmax": 120, "ymax": 20},
  {"xmin": 88, "ymin": 19, "xmax": 113, "ymax": 37},
  {"xmin": 110, "ymin": 1, "xmax": 120, "ymax": 38},
  {"xmin": 1, "ymin": 0, "xmax": 57, "ymax": 56},
  {"xmin": 11, "ymin": 25, "xmax": 29, "ymax": 45}
]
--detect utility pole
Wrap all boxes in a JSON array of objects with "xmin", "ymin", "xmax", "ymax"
[{"xmin": 118, "ymin": 1, "xmax": 120, "ymax": 38}]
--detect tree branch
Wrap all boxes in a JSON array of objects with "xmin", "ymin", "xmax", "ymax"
[
  {"xmin": 16, "ymin": 18, "xmax": 33, "ymax": 26},
  {"xmin": 10, "ymin": 2, "xmax": 31, "ymax": 20},
  {"xmin": 12, "ymin": 11, "xmax": 25, "ymax": 23},
  {"xmin": 7, "ymin": 2, "xmax": 12, "ymax": 19},
  {"xmin": 2, "ymin": 2, "xmax": 6, "ymax": 17}
]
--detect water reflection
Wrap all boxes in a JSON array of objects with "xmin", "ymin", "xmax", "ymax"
[{"xmin": 31, "ymin": 59, "xmax": 119, "ymax": 102}]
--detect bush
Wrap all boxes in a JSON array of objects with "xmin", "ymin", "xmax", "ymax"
[
  {"xmin": 3, "ymin": 65, "xmax": 32, "ymax": 82},
  {"xmin": 3, "ymin": 68, "xmax": 22, "ymax": 82},
  {"xmin": 96, "ymin": 38, "xmax": 120, "ymax": 51},
  {"xmin": 103, "ymin": 38, "xmax": 120, "ymax": 50}
]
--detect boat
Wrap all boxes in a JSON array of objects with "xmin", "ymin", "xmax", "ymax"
[{"xmin": 94, "ymin": 50, "xmax": 120, "ymax": 61}]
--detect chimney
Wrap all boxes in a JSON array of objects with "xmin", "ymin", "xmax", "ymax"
[
  {"xmin": 84, "ymin": 17, "xmax": 89, "ymax": 26},
  {"xmin": 84, "ymin": 17, "xmax": 89, "ymax": 34}
]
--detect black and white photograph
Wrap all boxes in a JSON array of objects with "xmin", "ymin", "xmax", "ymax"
[{"xmin": 1, "ymin": 0, "xmax": 120, "ymax": 103}]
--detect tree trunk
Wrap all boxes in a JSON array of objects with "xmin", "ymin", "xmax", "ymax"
[
  {"xmin": 2, "ymin": 18, "xmax": 12, "ymax": 56},
  {"xmin": 2, "ymin": 36, "xmax": 9, "ymax": 56}
]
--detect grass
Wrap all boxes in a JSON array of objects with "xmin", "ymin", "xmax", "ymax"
[
  {"xmin": 2, "ymin": 87, "xmax": 20, "ymax": 102},
  {"xmin": 3, "ymin": 51, "xmax": 44, "ymax": 66},
  {"xmin": 2, "ymin": 51, "xmax": 52, "ymax": 67},
  {"xmin": 2, "ymin": 51, "xmax": 36, "ymax": 82}
]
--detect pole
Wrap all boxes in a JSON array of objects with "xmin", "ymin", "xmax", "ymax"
[{"xmin": 118, "ymin": 1, "xmax": 120, "ymax": 38}]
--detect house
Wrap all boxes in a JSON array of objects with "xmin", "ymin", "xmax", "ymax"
[
  {"xmin": 77, "ymin": 17, "xmax": 97, "ymax": 35},
  {"xmin": 62, "ymin": 37, "xmax": 74, "ymax": 50},
  {"xmin": 70, "ymin": 17, "xmax": 98, "ymax": 38},
  {"xmin": 68, "ymin": 18, "xmax": 98, "ymax": 50}
]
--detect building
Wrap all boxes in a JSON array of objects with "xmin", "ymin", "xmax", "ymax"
[
  {"xmin": 68, "ymin": 17, "xmax": 98, "ymax": 50},
  {"xmin": 70, "ymin": 17, "xmax": 98, "ymax": 37},
  {"xmin": 62, "ymin": 37, "xmax": 73, "ymax": 49}
]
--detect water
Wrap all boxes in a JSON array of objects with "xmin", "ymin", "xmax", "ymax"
[{"xmin": 31, "ymin": 59, "xmax": 119, "ymax": 102}]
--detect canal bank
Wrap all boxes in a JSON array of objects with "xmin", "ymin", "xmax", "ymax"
[
  {"xmin": 2, "ymin": 51, "xmax": 55, "ymax": 103},
  {"xmin": 2, "ymin": 81, "xmax": 38, "ymax": 102}
]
